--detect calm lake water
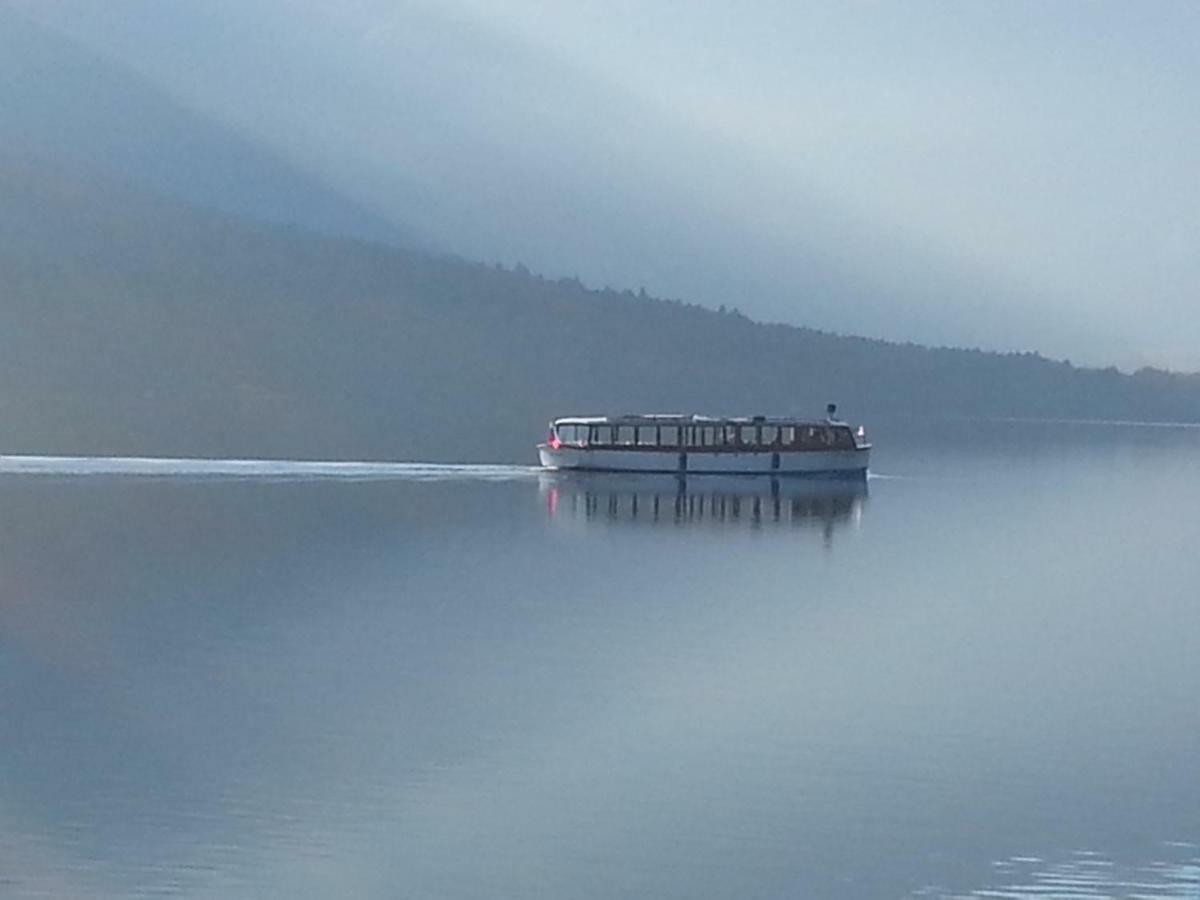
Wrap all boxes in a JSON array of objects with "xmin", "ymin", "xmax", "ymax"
[{"xmin": 2, "ymin": 422, "xmax": 1198, "ymax": 898}]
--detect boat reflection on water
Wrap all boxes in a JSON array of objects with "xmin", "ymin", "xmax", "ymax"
[{"xmin": 540, "ymin": 472, "xmax": 867, "ymax": 540}]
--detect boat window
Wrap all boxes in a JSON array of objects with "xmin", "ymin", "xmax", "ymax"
[
  {"xmin": 659, "ymin": 425, "xmax": 679, "ymax": 447},
  {"xmin": 801, "ymin": 426, "xmax": 825, "ymax": 449},
  {"xmin": 564, "ymin": 424, "xmax": 589, "ymax": 445},
  {"xmin": 762, "ymin": 425, "xmax": 779, "ymax": 446},
  {"xmin": 595, "ymin": 425, "xmax": 614, "ymax": 445},
  {"xmin": 740, "ymin": 425, "xmax": 758, "ymax": 447},
  {"xmin": 636, "ymin": 426, "xmax": 658, "ymax": 446},
  {"xmin": 833, "ymin": 427, "xmax": 855, "ymax": 449},
  {"xmin": 781, "ymin": 426, "xmax": 796, "ymax": 447}
]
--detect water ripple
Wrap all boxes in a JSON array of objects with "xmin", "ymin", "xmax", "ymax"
[{"xmin": 933, "ymin": 846, "xmax": 1200, "ymax": 899}]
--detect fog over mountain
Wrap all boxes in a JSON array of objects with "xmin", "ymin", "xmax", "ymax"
[
  {"xmin": 10, "ymin": 0, "xmax": 1199, "ymax": 370},
  {"xmin": 3, "ymin": 159, "xmax": 1199, "ymax": 462},
  {"xmin": 0, "ymin": 7, "xmax": 418, "ymax": 247}
]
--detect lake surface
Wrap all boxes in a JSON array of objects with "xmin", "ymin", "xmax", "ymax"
[{"xmin": 2, "ymin": 422, "xmax": 1199, "ymax": 898}]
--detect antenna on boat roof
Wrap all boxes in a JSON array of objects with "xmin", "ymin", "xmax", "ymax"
[{"xmin": 826, "ymin": 402, "xmax": 838, "ymax": 421}]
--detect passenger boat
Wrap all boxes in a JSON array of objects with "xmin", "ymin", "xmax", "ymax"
[{"xmin": 537, "ymin": 405, "xmax": 870, "ymax": 476}]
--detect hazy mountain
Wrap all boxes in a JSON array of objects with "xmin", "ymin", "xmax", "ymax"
[
  {"xmin": 2, "ymin": 161, "xmax": 1197, "ymax": 463},
  {"xmin": 0, "ymin": 5, "xmax": 421, "ymax": 248},
  {"xmin": 15, "ymin": 0, "xmax": 1188, "ymax": 368}
]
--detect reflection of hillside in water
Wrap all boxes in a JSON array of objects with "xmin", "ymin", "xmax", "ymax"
[{"xmin": 540, "ymin": 473, "xmax": 867, "ymax": 538}]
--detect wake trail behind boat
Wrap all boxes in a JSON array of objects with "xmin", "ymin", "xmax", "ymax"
[{"xmin": 0, "ymin": 454, "xmax": 541, "ymax": 482}]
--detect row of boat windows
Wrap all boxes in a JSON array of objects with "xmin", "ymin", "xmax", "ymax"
[{"xmin": 554, "ymin": 423, "xmax": 856, "ymax": 450}]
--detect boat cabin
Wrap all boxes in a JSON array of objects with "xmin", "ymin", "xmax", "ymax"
[{"xmin": 549, "ymin": 415, "xmax": 859, "ymax": 453}]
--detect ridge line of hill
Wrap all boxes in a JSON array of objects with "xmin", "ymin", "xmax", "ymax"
[{"xmin": 2, "ymin": 159, "xmax": 1198, "ymax": 462}]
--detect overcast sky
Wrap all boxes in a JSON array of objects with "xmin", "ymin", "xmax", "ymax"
[{"xmin": 16, "ymin": 0, "xmax": 1200, "ymax": 370}]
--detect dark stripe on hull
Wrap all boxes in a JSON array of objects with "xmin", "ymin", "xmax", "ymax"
[{"xmin": 542, "ymin": 465, "xmax": 868, "ymax": 479}]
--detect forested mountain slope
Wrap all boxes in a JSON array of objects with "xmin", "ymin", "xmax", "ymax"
[{"xmin": 2, "ymin": 162, "xmax": 1197, "ymax": 462}]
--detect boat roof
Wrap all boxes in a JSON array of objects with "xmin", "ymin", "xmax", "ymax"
[{"xmin": 552, "ymin": 414, "xmax": 851, "ymax": 428}]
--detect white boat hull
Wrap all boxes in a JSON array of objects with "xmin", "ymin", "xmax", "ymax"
[{"xmin": 537, "ymin": 444, "xmax": 869, "ymax": 476}]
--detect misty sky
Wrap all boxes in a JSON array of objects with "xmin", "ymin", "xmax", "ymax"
[{"xmin": 14, "ymin": 0, "xmax": 1200, "ymax": 370}]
